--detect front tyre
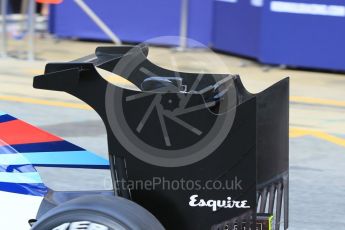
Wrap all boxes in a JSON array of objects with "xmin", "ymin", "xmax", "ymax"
[{"xmin": 31, "ymin": 195, "xmax": 164, "ymax": 230}]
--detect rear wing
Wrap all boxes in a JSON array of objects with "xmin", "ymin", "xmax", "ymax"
[{"xmin": 34, "ymin": 45, "xmax": 289, "ymax": 230}]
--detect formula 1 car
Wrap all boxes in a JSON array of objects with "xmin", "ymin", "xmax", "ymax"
[{"xmin": 0, "ymin": 45, "xmax": 289, "ymax": 230}]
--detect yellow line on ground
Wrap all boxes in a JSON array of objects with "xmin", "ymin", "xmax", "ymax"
[
  {"xmin": 4, "ymin": 94, "xmax": 344, "ymax": 110},
  {"xmin": 290, "ymin": 96, "xmax": 345, "ymax": 107},
  {"xmin": 28, "ymin": 69, "xmax": 44, "ymax": 75},
  {"xmin": 289, "ymin": 128, "xmax": 309, "ymax": 138},
  {"xmin": 27, "ymin": 69, "xmax": 345, "ymax": 107},
  {"xmin": 0, "ymin": 95, "xmax": 91, "ymax": 110},
  {"xmin": 0, "ymin": 95, "xmax": 344, "ymax": 147},
  {"xmin": 290, "ymin": 127, "xmax": 345, "ymax": 147}
]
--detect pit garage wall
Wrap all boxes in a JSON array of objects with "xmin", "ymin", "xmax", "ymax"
[
  {"xmin": 49, "ymin": 0, "xmax": 214, "ymax": 46},
  {"xmin": 259, "ymin": 0, "xmax": 345, "ymax": 71},
  {"xmin": 50, "ymin": 0, "xmax": 345, "ymax": 71},
  {"xmin": 212, "ymin": 0, "xmax": 262, "ymax": 58},
  {"xmin": 212, "ymin": 0, "xmax": 345, "ymax": 71}
]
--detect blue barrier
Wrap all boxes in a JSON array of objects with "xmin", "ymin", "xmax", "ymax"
[
  {"xmin": 212, "ymin": 0, "xmax": 262, "ymax": 58},
  {"xmin": 50, "ymin": 0, "xmax": 213, "ymax": 45},
  {"xmin": 50, "ymin": 0, "xmax": 345, "ymax": 71},
  {"xmin": 260, "ymin": 0, "xmax": 345, "ymax": 71}
]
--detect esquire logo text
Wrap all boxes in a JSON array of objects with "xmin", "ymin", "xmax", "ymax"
[{"xmin": 189, "ymin": 195, "xmax": 250, "ymax": 212}]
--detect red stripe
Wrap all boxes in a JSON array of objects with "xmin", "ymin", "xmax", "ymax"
[{"xmin": 0, "ymin": 119, "xmax": 62, "ymax": 146}]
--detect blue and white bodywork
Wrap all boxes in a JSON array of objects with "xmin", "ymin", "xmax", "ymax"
[{"xmin": 0, "ymin": 111, "xmax": 109, "ymax": 229}]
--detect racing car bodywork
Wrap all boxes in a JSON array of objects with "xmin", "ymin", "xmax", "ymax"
[
  {"xmin": 0, "ymin": 112, "xmax": 109, "ymax": 229},
  {"xmin": 0, "ymin": 45, "xmax": 289, "ymax": 230}
]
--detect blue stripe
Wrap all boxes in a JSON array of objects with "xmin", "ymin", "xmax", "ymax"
[
  {"xmin": 10, "ymin": 141, "xmax": 83, "ymax": 153},
  {"xmin": 0, "ymin": 114, "xmax": 16, "ymax": 123},
  {"xmin": 0, "ymin": 154, "xmax": 30, "ymax": 165},
  {"xmin": 0, "ymin": 145, "xmax": 18, "ymax": 154},
  {"xmin": 32, "ymin": 164, "xmax": 109, "ymax": 169},
  {"xmin": 0, "ymin": 151, "xmax": 109, "ymax": 167},
  {"xmin": 0, "ymin": 164, "xmax": 37, "ymax": 173},
  {"xmin": 0, "ymin": 172, "xmax": 42, "ymax": 183},
  {"xmin": 0, "ymin": 182, "xmax": 47, "ymax": 196}
]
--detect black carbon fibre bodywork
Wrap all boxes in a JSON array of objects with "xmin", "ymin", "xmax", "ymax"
[{"xmin": 34, "ymin": 45, "xmax": 289, "ymax": 230}]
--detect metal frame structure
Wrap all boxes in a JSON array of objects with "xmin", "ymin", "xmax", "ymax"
[
  {"xmin": 0, "ymin": 0, "xmax": 7, "ymax": 57},
  {"xmin": 0, "ymin": 0, "xmax": 121, "ymax": 60}
]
